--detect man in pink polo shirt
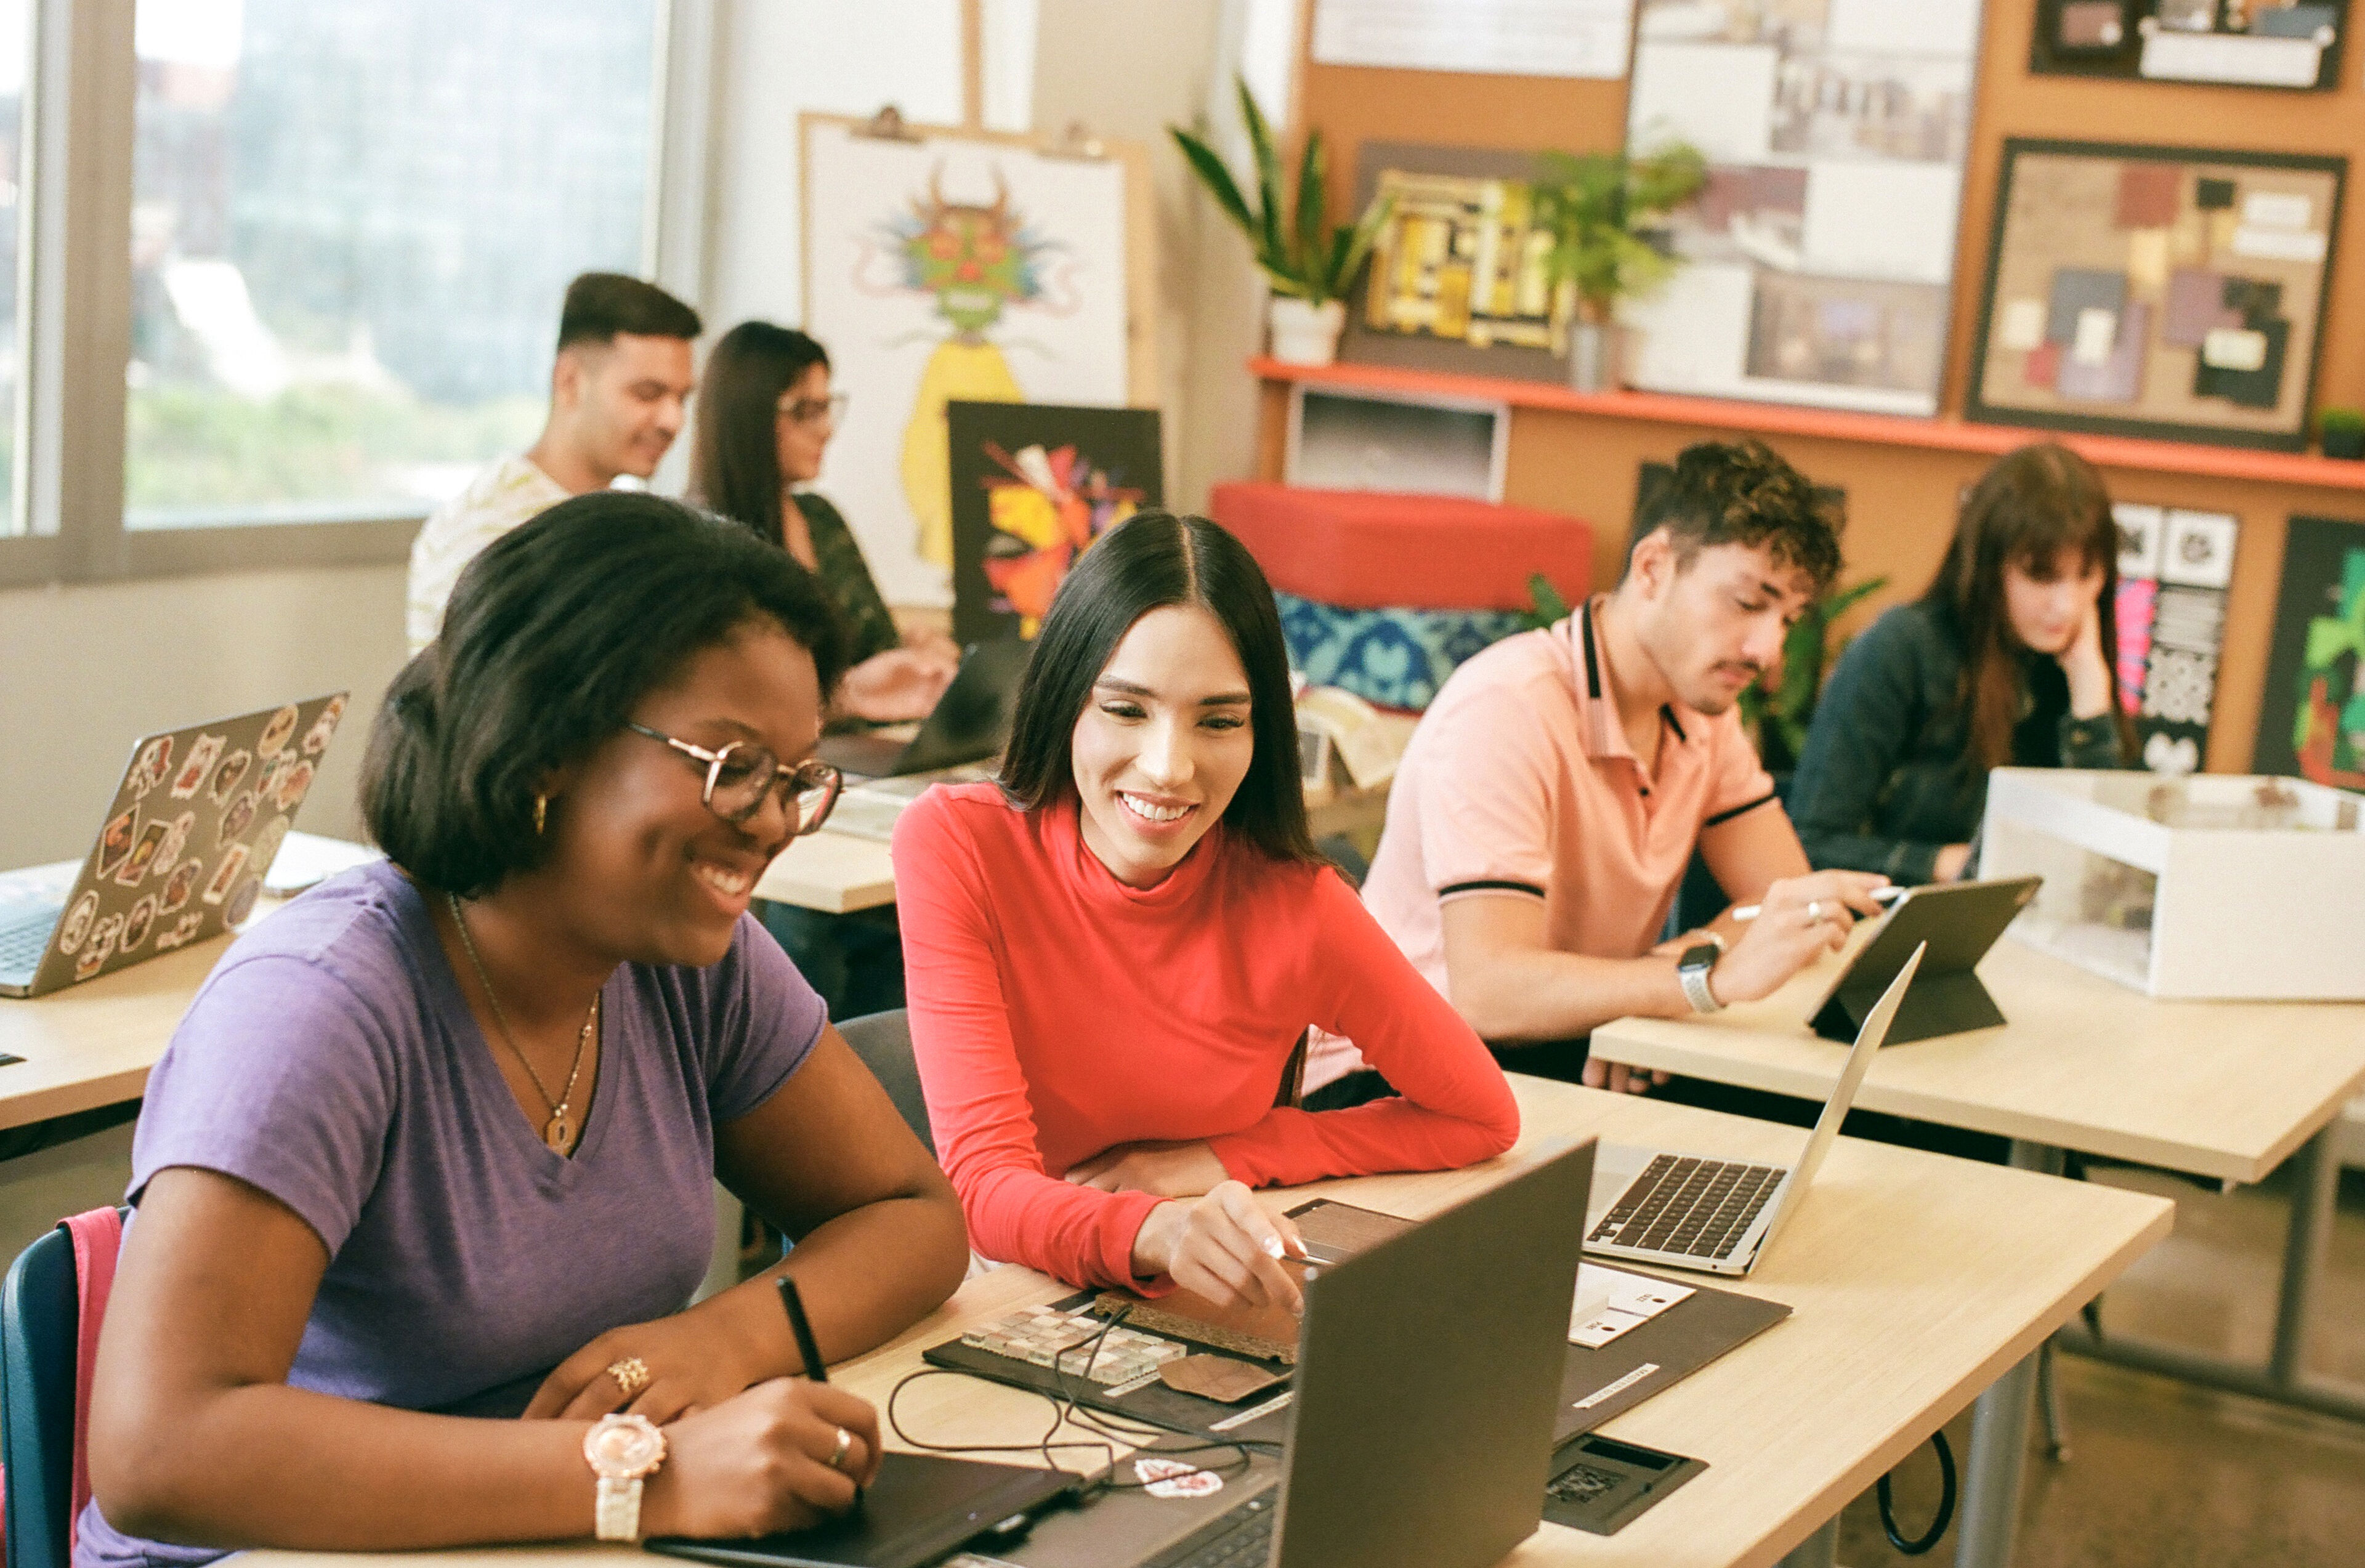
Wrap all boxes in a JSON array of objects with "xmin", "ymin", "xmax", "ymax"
[{"xmin": 1316, "ymin": 439, "xmax": 1890, "ymax": 1098}]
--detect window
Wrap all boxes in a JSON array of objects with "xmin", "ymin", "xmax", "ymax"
[
  {"xmin": 124, "ymin": 0, "xmax": 660, "ymax": 530},
  {"xmin": 0, "ymin": 2, "xmax": 28, "ymax": 530}
]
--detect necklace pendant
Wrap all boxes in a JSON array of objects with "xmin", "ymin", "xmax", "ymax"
[{"xmin": 544, "ymin": 1110, "xmax": 575, "ymax": 1152}]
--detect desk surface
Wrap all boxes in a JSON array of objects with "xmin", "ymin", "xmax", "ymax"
[
  {"xmin": 0, "ymin": 930, "xmax": 240, "ymax": 1131},
  {"xmin": 242, "ymin": 1076, "xmax": 2171, "ymax": 1568},
  {"xmin": 1590, "ymin": 934, "xmax": 2365, "ymax": 1184}
]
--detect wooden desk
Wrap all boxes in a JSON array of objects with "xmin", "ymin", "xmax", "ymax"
[
  {"xmin": 241, "ymin": 1077, "xmax": 2171, "ymax": 1568},
  {"xmin": 754, "ymin": 783, "xmax": 1397, "ymax": 915},
  {"xmin": 1591, "ymin": 935, "xmax": 2365, "ymax": 1185},
  {"xmin": 0, "ymin": 932, "xmax": 238, "ymax": 1131}
]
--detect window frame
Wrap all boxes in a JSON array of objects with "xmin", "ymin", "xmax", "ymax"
[{"xmin": 0, "ymin": 0, "xmax": 719, "ymax": 589}]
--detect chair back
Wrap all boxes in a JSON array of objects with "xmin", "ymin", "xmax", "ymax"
[
  {"xmin": 838, "ymin": 1009, "xmax": 934, "ymax": 1157},
  {"xmin": 2, "ymin": 1208, "xmax": 124, "ymax": 1568}
]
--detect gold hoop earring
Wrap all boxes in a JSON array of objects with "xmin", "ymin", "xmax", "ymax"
[{"xmin": 533, "ymin": 794, "xmax": 548, "ymax": 835}]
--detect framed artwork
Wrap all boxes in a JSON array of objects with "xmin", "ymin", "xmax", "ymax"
[
  {"xmin": 2030, "ymin": 1, "xmax": 2347, "ymax": 91},
  {"xmin": 2254, "ymin": 514, "xmax": 2365, "ymax": 786},
  {"xmin": 2112, "ymin": 502, "xmax": 2238, "ymax": 775},
  {"xmin": 1618, "ymin": 0, "xmax": 1986, "ymax": 417},
  {"xmin": 1285, "ymin": 384, "xmax": 1508, "ymax": 502},
  {"xmin": 945, "ymin": 402, "xmax": 1163, "ymax": 645},
  {"xmin": 1966, "ymin": 139, "xmax": 2344, "ymax": 453},
  {"xmin": 1341, "ymin": 141, "xmax": 1574, "ymax": 386}
]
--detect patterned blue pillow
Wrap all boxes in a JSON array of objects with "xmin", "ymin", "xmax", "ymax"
[{"xmin": 1277, "ymin": 591, "xmax": 1531, "ymax": 711}]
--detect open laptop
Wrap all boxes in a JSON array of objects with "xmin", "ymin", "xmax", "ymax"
[
  {"xmin": 817, "ymin": 638, "xmax": 1030, "ymax": 782},
  {"xmin": 1102, "ymin": 1139, "xmax": 1596, "ymax": 1568},
  {"xmin": 1583, "ymin": 945, "xmax": 1926, "ymax": 1279},
  {"xmin": 0, "ymin": 695, "xmax": 349, "ymax": 997}
]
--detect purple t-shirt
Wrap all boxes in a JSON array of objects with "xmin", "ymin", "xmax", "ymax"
[{"xmin": 78, "ymin": 860, "xmax": 825, "ymax": 1568}]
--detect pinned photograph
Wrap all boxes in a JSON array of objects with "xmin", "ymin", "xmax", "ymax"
[
  {"xmin": 203, "ymin": 844, "xmax": 251, "ymax": 905},
  {"xmin": 159, "ymin": 859, "xmax": 200, "ymax": 915},
  {"xmin": 2162, "ymin": 509, "xmax": 2239, "ymax": 589},
  {"xmin": 129, "ymin": 735, "xmax": 175, "ymax": 798},
  {"xmin": 218, "ymin": 791, "xmax": 260, "ymax": 847},
  {"xmin": 116, "ymin": 820, "xmax": 170, "ymax": 887},
  {"xmin": 300, "ymin": 695, "xmax": 347, "ymax": 757},
  {"xmin": 208, "ymin": 748, "xmax": 253, "ymax": 805},
  {"xmin": 257, "ymin": 704, "xmax": 301, "ymax": 758},
  {"xmin": 96, "ymin": 809, "xmax": 139, "ymax": 881},
  {"xmin": 57, "ymin": 890, "xmax": 100, "ymax": 955},
  {"xmin": 170, "ymin": 733, "xmax": 225, "ymax": 799},
  {"xmin": 121, "ymin": 894, "xmax": 159, "ymax": 952}
]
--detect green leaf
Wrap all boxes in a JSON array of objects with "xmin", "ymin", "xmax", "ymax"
[
  {"xmin": 1295, "ymin": 129, "xmax": 1328, "ymax": 294},
  {"xmin": 1525, "ymin": 572, "xmax": 1571, "ymax": 631},
  {"xmin": 1238, "ymin": 78, "xmax": 1287, "ymax": 277},
  {"xmin": 1168, "ymin": 127, "xmax": 1256, "ymax": 240}
]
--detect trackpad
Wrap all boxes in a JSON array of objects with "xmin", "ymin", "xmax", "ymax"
[{"xmin": 1585, "ymin": 1143, "xmax": 1655, "ymax": 1232}]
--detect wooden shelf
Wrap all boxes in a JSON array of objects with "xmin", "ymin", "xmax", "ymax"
[{"xmin": 1251, "ymin": 357, "xmax": 2365, "ymax": 493}]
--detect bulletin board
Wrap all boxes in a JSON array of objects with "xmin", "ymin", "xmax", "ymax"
[{"xmin": 800, "ymin": 113, "xmax": 1158, "ymax": 609}]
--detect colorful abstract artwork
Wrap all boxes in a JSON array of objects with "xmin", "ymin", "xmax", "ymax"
[
  {"xmin": 2255, "ymin": 514, "xmax": 2365, "ymax": 787},
  {"xmin": 947, "ymin": 402, "xmax": 1163, "ymax": 645},
  {"xmin": 2112, "ymin": 503, "xmax": 2238, "ymax": 775},
  {"xmin": 1968, "ymin": 139, "xmax": 2344, "ymax": 451},
  {"xmin": 804, "ymin": 119, "xmax": 1136, "ymax": 607}
]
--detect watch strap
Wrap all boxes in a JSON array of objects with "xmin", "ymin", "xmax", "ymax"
[
  {"xmin": 1678, "ymin": 947, "xmax": 1723, "ymax": 1015},
  {"xmin": 595, "ymin": 1476, "xmax": 644, "ymax": 1542}
]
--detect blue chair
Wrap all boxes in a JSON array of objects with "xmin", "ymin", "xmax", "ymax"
[{"xmin": 3, "ymin": 1211, "xmax": 126, "ymax": 1568}]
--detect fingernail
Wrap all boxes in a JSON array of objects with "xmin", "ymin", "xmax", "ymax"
[{"xmin": 1262, "ymin": 1235, "xmax": 1284, "ymax": 1259}]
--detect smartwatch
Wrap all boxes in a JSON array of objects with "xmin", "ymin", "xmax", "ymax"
[
  {"xmin": 585, "ymin": 1412, "xmax": 668, "ymax": 1542},
  {"xmin": 1676, "ymin": 942, "xmax": 1723, "ymax": 1015}
]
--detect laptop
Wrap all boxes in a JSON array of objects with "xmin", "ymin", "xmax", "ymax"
[
  {"xmin": 0, "ymin": 695, "xmax": 349, "ymax": 997},
  {"xmin": 1806, "ymin": 876, "xmax": 2039, "ymax": 1045},
  {"xmin": 1582, "ymin": 945, "xmax": 1926, "ymax": 1279},
  {"xmin": 1104, "ymin": 1138, "xmax": 1596, "ymax": 1568},
  {"xmin": 817, "ymin": 639, "xmax": 1031, "ymax": 782}
]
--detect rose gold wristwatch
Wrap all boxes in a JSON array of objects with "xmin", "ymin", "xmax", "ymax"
[{"xmin": 584, "ymin": 1413, "xmax": 668, "ymax": 1542}]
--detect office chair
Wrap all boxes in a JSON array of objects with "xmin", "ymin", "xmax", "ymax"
[{"xmin": 838, "ymin": 1009, "xmax": 934, "ymax": 1157}]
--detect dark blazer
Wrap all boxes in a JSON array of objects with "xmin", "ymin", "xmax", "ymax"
[{"xmin": 1789, "ymin": 600, "xmax": 2124, "ymax": 884}]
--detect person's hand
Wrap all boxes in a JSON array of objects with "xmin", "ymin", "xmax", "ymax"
[
  {"xmin": 1131, "ymin": 1182, "xmax": 1311, "ymax": 1314},
  {"xmin": 1932, "ymin": 844, "xmax": 1973, "ymax": 883},
  {"xmin": 524, "ymin": 1307, "xmax": 766, "ymax": 1425},
  {"xmin": 1580, "ymin": 1057, "xmax": 1668, "ymax": 1095},
  {"xmin": 1710, "ymin": 871, "xmax": 1890, "ymax": 1006},
  {"xmin": 1065, "ymin": 1139, "xmax": 1229, "ymax": 1197},
  {"xmin": 837, "ymin": 648, "xmax": 960, "ymax": 723},
  {"xmin": 636, "ymin": 1378, "xmax": 883, "ymax": 1540},
  {"xmin": 2059, "ymin": 595, "xmax": 2114, "ymax": 720}
]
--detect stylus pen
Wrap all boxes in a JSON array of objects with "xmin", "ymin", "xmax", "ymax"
[
  {"xmin": 1731, "ymin": 884, "xmax": 1906, "ymax": 922},
  {"xmin": 778, "ymin": 1274, "xmax": 827, "ymax": 1383}
]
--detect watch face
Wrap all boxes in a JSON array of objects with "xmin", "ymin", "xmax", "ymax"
[
  {"xmin": 1681, "ymin": 944, "xmax": 1721, "ymax": 972},
  {"xmin": 586, "ymin": 1415, "xmax": 666, "ymax": 1479}
]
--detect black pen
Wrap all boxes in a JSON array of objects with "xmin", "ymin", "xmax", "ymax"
[{"xmin": 778, "ymin": 1275, "xmax": 827, "ymax": 1382}]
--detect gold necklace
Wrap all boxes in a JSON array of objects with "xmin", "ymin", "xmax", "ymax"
[{"xmin": 447, "ymin": 891, "xmax": 597, "ymax": 1153}]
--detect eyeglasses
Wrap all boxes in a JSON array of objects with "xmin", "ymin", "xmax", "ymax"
[
  {"xmin": 777, "ymin": 392, "xmax": 849, "ymax": 427},
  {"xmin": 625, "ymin": 722, "xmax": 843, "ymax": 836}
]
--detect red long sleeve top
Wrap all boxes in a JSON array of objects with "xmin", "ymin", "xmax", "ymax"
[{"xmin": 892, "ymin": 782, "xmax": 1521, "ymax": 1291}]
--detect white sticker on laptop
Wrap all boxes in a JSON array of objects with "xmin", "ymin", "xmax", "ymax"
[{"xmin": 1134, "ymin": 1458, "xmax": 1224, "ymax": 1500}]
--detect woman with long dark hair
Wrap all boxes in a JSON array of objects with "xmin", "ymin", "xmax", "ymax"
[
  {"xmin": 81, "ymin": 495, "xmax": 966, "ymax": 1565},
  {"xmin": 688, "ymin": 321, "xmax": 960, "ymax": 722},
  {"xmin": 892, "ymin": 512, "xmax": 1518, "ymax": 1312},
  {"xmin": 1790, "ymin": 442, "xmax": 2132, "ymax": 884}
]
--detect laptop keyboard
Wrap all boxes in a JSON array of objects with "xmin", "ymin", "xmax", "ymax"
[
  {"xmin": 1587, "ymin": 1154, "xmax": 1785, "ymax": 1261},
  {"xmin": 0, "ymin": 902, "xmax": 63, "ymax": 982},
  {"xmin": 1144, "ymin": 1492, "xmax": 1275, "ymax": 1568}
]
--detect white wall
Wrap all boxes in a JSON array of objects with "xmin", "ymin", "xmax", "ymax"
[{"xmin": 0, "ymin": 562, "xmax": 405, "ymax": 868}]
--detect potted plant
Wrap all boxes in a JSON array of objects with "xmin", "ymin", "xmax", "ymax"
[
  {"xmin": 1740, "ymin": 576, "xmax": 1888, "ymax": 772},
  {"xmin": 1529, "ymin": 144, "xmax": 1707, "ymax": 392},
  {"xmin": 2321, "ymin": 406, "xmax": 2365, "ymax": 460},
  {"xmin": 1170, "ymin": 80, "xmax": 1393, "ymax": 366}
]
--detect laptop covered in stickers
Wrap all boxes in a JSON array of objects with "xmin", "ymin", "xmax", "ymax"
[{"xmin": 0, "ymin": 693, "xmax": 349, "ymax": 998}]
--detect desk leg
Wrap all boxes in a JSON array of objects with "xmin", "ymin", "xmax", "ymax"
[
  {"xmin": 2268, "ymin": 1122, "xmax": 2336, "ymax": 1386},
  {"xmin": 1776, "ymin": 1516, "xmax": 1837, "ymax": 1568},
  {"xmin": 1957, "ymin": 1139, "xmax": 2063, "ymax": 1568}
]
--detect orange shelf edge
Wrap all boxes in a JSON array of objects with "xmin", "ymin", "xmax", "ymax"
[{"xmin": 1250, "ymin": 357, "xmax": 2365, "ymax": 495}]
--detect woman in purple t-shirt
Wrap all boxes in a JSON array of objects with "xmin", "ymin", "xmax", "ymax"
[{"xmin": 81, "ymin": 495, "xmax": 968, "ymax": 1565}]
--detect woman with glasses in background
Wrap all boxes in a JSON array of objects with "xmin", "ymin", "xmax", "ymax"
[
  {"xmin": 79, "ymin": 495, "xmax": 967, "ymax": 1567},
  {"xmin": 689, "ymin": 321, "xmax": 961, "ymax": 724}
]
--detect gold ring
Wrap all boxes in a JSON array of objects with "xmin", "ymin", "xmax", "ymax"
[
  {"xmin": 607, "ymin": 1357, "xmax": 651, "ymax": 1400},
  {"xmin": 826, "ymin": 1425, "xmax": 853, "ymax": 1471}
]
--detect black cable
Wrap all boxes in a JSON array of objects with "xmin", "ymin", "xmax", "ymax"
[{"xmin": 1875, "ymin": 1429, "xmax": 1956, "ymax": 1555}]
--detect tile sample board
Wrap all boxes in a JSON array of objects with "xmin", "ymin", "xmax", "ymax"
[{"xmin": 2031, "ymin": 1, "xmax": 2348, "ymax": 92}]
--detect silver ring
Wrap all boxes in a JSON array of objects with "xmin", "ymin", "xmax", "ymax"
[
  {"xmin": 1806, "ymin": 900, "xmax": 1825, "ymax": 924},
  {"xmin": 826, "ymin": 1425, "xmax": 852, "ymax": 1471}
]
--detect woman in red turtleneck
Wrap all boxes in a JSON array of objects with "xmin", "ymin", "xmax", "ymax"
[{"xmin": 893, "ymin": 512, "xmax": 1519, "ymax": 1314}]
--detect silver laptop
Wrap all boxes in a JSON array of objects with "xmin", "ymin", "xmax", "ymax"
[
  {"xmin": 1107, "ymin": 1139, "xmax": 1596, "ymax": 1568},
  {"xmin": 0, "ymin": 695, "xmax": 348, "ymax": 997},
  {"xmin": 1582, "ymin": 945, "xmax": 1926, "ymax": 1278}
]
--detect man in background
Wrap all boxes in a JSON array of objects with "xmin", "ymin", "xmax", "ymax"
[{"xmin": 405, "ymin": 272, "xmax": 701, "ymax": 654}]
